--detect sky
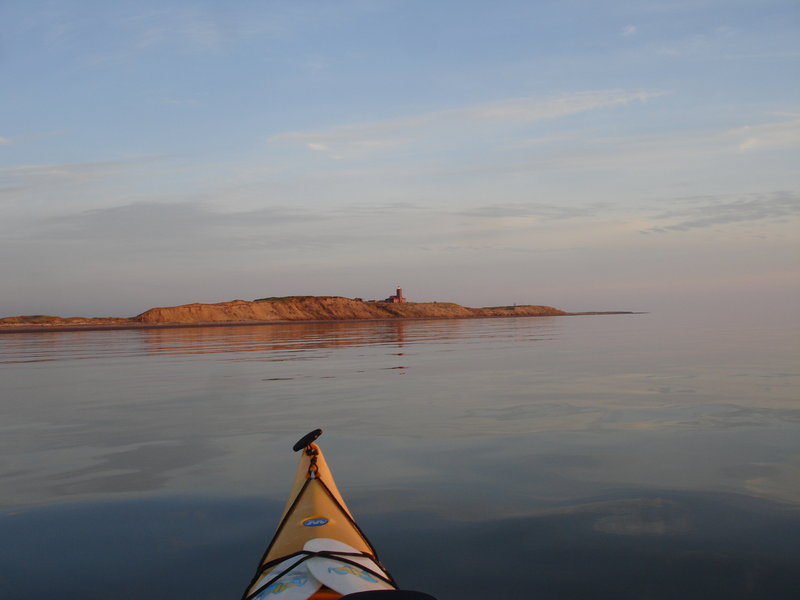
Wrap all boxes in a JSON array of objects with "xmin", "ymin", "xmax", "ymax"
[{"xmin": 2, "ymin": 0, "xmax": 799, "ymax": 317}]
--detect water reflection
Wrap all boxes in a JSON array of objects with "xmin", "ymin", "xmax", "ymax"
[
  {"xmin": 2, "ymin": 491, "xmax": 799, "ymax": 600},
  {"xmin": 139, "ymin": 320, "xmax": 418, "ymax": 360},
  {"xmin": 0, "ymin": 317, "xmax": 559, "ymax": 364},
  {"xmin": 1, "ymin": 314, "xmax": 799, "ymax": 598},
  {"xmin": 134, "ymin": 317, "xmax": 556, "ymax": 361}
]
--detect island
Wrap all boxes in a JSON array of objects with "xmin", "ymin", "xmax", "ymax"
[{"xmin": 0, "ymin": 289, "xmax": 635, "ymax": 333}]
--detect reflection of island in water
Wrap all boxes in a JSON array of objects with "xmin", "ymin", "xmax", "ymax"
[
  {"xmin": 139, "ymin": 320, "xmax": 415, "ymax": 358},
  {"xmin": 136, "ymin": 318, "xmax": 516, "ymax": 360},
  {"xmin": 0, "ymin": 316, "xmax": 560, "ymax": 366},
  {"xmin": 1, "ymin": 288, "xmax": 632, "ymax": 333}
]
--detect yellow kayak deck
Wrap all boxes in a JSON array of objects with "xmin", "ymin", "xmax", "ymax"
[{"xmin": 242, "ymin": 430, "xmax": 397, "ymax": 600}]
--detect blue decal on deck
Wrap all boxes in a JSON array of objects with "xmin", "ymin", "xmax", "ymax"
[
  {"xmin": 328, "ymin": 565, "xmax": 379, "ymax": 583},
  {"xmin": 255, "ymin": 574, "xmax": 309, "ymax": 597},
  {"xmin": 302, "ymin": 517, "xmax": 329, "ymax": 527}
]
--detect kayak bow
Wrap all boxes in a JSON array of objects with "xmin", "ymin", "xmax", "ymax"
[{"xmin": 242, "ymin": 429, "xmax": 435, "ymax": 600}]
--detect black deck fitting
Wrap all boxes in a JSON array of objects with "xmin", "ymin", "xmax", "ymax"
[{"xmin": 292, "ymin": 428, "xmax": 323, "ymax": 452}]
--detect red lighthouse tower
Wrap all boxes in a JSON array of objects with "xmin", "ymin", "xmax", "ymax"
[{"xmin": 383, "ymin": 287, "xmax": 407, "ymax": 303}]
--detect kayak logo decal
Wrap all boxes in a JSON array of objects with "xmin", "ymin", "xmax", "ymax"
[
  {"xmin": 328, "ymin": 565, "xmax": 379, "ymax": 583},
  {"xmin": 256, "ymin": 574, "xmax": 309, "ymax": 596},
  {"xmin": 302, "ymin": 517, "xmax": 329, "ymax": 527}
]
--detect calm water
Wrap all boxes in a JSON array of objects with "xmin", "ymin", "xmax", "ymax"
[{"xmin": 1, "ymin": 313, "xmax": 798, "ymax": 599}]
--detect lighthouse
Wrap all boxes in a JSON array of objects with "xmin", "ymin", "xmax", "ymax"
[{"xmin": 383, "ymin": 287, "xmax": 407, "ymax": 303}]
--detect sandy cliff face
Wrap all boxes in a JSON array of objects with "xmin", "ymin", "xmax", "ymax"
[
  {"xmin": 0, "ymin": 297, "xmax": 567, "ymax": 331},
  {"xmin": 134, "ymin": 297, "xmax": 566, "ymax": 324}
]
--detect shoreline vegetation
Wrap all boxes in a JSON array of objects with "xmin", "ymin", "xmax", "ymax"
[{"xmin": 0, "ymin": 296, "xmax": 637, "ymax": 334}]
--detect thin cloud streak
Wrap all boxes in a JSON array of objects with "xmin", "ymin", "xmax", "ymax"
[
  {"xmin": 642, "ymin": 191, "xmax": 800, "ymax": 234},
  {"xmin": 34, "ymin": 202, "xmax": 326, "ymax": 242},
  {"xmin": 267, "ymin": 90, "xmax": 664, "ymax": 159},
  {"xmin": 461, "ymin": 114, "xmax": 800, "ymax": 179},
  {"xmin": 455, "ymin": 202, "xmax": 608, "ymax": 221},
  {"xmin": 734, "ymin": 118, "xmax": 800, "ymax": 152},
  {"xmin": 0, "ymin": 157, "xmax": 168, "ymax": 189}
]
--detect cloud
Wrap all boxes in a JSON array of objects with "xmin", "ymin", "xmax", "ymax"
[
  {"xmin": 8, "ymin": 193, "xmax": 595, "ymax": 264},
  {"xmin": 13, "ymin": 199, "xmax": 425, "ymax": 261},
  {"xmin": 655, "ymin": 24, "xmax": 739, "ymax": 58},
  {"xmin": 733, "ymin": 117, "xmax": 800, "ymax": 152},
  {"xmin": 130, "ymin": 7, "xmax": 232, "ymax": 52},
  {"xmin": 641, "ymin": 191, "xmax": 800, "ymax": 234},
  {"xmin": 454, "ymin": 113, "xmax": 800, "ymax": 182},
  {"xmin": 65, "ymin": 2, "xmax": 366, "ymax": 66},
  {"xmin": 36, "ymin": 201, "xmax": 324, "ymax": 243},
  {"xmin": 267, "ymin": 90, "xmax": 663, "ymax": 159},
  {"xmin": 0, "ymin": 157, "xmax": 177, "ymax": 220},
  {"xmin": 0, "ymin": 157, "xmax": 164, "ymax": 191},
  {"xmin": 0, "ymin": 130, "xmax": 62, "ymax": 149},
  {"xmin": 456, "ymin": 202, "xmax": 607, "ymax": 221},
  {"xmin": 621, "ymin": 25, "xmax": 638, "ymax": 37}
]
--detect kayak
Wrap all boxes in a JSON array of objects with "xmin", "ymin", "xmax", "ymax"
[{"xmin": 241, "ymin": 429, "xmax": 436, "ymax": 600}]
